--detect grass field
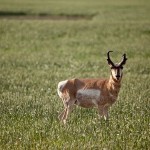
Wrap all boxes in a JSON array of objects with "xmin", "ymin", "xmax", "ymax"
[{"xmin": 0, "ymin": 0, "xmax": 150, "ymax": 149}]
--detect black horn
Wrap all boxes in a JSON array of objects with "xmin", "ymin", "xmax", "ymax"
[
  {"xmin": 119, "ymin": 53, "xmax": 127, "ymax": 66},
  {"xmin": 107, "ymin": 51, "xmax": 115, "ymax": 66}
]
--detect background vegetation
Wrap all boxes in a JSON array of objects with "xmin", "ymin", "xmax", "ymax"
[{"xmin": 0, "ymin": 0, "xmax": 150, "ymax": 149}]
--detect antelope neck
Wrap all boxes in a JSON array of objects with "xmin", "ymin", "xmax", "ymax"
[{"xmin": 108, "ymin": 75, "xmax": 121, "ymax": 92}]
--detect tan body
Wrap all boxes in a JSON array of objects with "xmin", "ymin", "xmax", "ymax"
[
  {"xmin": 57, "ymin": 76, "xmax": 121, "ymax": 124},
  {"xmin": 57, "ymin": 51, "xmax": 127, "ymax": 124}
]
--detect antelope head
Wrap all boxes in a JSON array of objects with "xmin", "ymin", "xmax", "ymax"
[{"xmin": 107, "ymin": 51, "xmax": 127, "ymax": 81}]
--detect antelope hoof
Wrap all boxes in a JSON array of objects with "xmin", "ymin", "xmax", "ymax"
[
  {"xmin": 63, "ymin": 120, "xmax": 66, "ymax": 125},
  {"xmin": 104, "ymin": 116, "xmax": 109, "ymax": 121}
]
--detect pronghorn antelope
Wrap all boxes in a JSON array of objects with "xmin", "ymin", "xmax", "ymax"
[{"xmin": 57, "ymin": 51, "xmax": 127, "ymax": 124}]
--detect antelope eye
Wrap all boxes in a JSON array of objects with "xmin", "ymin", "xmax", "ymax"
[
  {"xmin": 111, "ymin": 67, "xmax": 116, "ymax": 69},
  {"xmin": 120, "ymin": 66, "xmax": 123, "ymax": 69}
]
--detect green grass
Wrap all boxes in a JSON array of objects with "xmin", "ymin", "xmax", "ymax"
[{"xmin": 0, "ymin": 0, "xmax": 150, "ymax": 149}]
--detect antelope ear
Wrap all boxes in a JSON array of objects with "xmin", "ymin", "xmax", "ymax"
[{"xmin": 107, "ymin": 59, "xmax": 113, "ymax": 67}]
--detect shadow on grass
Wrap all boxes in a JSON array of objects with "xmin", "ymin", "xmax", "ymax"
[
  {"xmin": 0, "ymin": 11, "xmax": 26, "ymax": 16},
  {"xmin": 0, "ymin": 11, "xmax": 95, "ymax": 20}
]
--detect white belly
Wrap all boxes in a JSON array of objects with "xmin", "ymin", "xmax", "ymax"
[{"xmin": 76, "ymin": 89, "xmax": 101, "ymax": 107}]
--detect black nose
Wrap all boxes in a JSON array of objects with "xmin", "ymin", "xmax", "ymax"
[{"xmin": 116, "ymin": 75, "xmax": 120, "ymax": 80}]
